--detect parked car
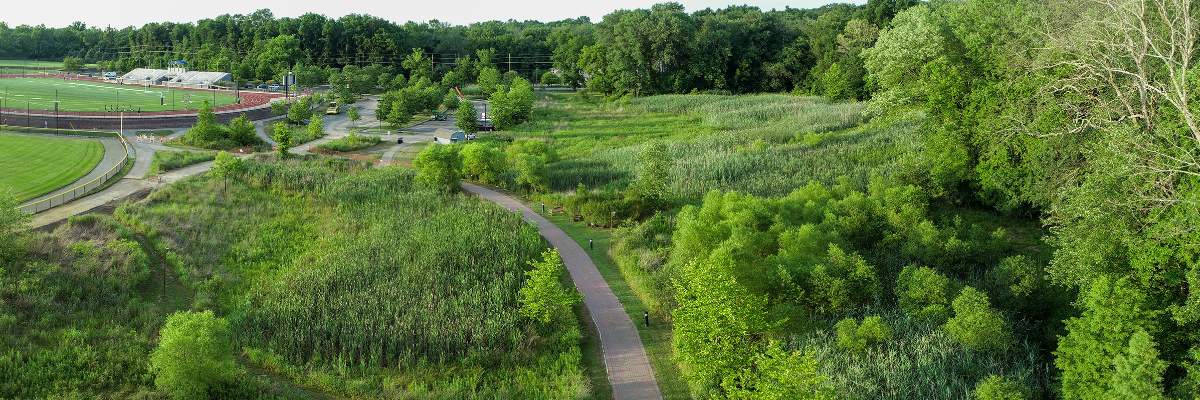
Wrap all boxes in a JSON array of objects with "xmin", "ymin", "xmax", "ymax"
[
  {"xmin": 267, "ymin": 84, "xmax": 281, "ymax": 91},
  {"xmin": 433, "ymin": 112, "xmax": 447, "ymax": 121},
  {"xmin": 255, "ymin": 84, "xmax": 268, "ymax": 90}
]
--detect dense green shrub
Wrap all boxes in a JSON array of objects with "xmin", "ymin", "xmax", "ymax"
[
  {"xmin": 1056, "ymin": 276, "xmax": 1158, "ymax": 399},
  {"xmin": 724, "ymin": 343, "xmax": 833, "ymax": 399},
  {"xmin": 672, "ymin": 249, "xmax": 771, "ymax": 397},
  {"xmin": 943, "ymin": 287, "xmax": 1011, "ymax": 352},
  {"xmin": 835, "ymin": 315, "xmax": 892, "ymax": 353},
  {"xmin": 413, "ymin": 144, "xmax": 462, "ymax": 192},
  {"xmin": 896, "ymin": 265, "xmax": 952, "ymax": 322},
  {"xmin": 459, "ymin": 142, "xmax": 506, "ymax": 185},
  {"xmin": 149, "ymin": 310, "xmax": 237, "ymax": 400},
  {"xmin": 177, "ymin": 104, "xmax": 262, "ymax": 150}
]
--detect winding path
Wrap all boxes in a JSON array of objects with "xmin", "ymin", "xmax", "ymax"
[{"xmin": 461, "ymin": 182, "xmax": 663, "ymax": 400}]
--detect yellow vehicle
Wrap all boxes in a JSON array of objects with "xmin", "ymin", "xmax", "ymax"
[{"xmin": 325, "ymin": 101, "xmax": 339, "ymax": 115}]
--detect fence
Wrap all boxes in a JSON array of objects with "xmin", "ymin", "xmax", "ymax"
[{"xmin": 18, "ymin": 133, "xmax": 133, "ymax": 214}]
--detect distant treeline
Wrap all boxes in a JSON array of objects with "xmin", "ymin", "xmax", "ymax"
[{"xmin": 0, "ymin": 1, "xmax": 917, "ymax": 97}]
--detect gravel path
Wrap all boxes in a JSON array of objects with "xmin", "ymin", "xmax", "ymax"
[{"xmin": 461, "ymin": 182, "xmax": 663, "ymax": 400}]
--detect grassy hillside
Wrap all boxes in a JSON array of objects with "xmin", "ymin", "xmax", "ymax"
[
  {"xmin": 0, "ymin": 157, "xmax": 590, "ymax": 399},
  {"xmin": 0, "ymin": 132, "xmax": 104, "ymax": 201}
]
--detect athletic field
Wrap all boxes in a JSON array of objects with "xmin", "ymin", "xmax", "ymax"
[
  {"xmin": 0, "ymin": 77, "xmax": 238, "ymax": 112},
  {"xmin": 0, "ymin": 132, "xmax": 104, "ymax": 202}
]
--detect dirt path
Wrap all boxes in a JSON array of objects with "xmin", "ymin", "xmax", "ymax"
[{"xmin": 461, "ymin": 182, "xmax": 663, "ymax": 400}]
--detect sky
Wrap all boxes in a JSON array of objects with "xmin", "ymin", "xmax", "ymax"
[{"xmin": 0, "ymin": 0, "xmax": 861, "ymax": 29}]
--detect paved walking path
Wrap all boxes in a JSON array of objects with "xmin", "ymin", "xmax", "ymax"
[{"xmin": 461, "ymin": 182, "xmax": 663, "ymax": 400}]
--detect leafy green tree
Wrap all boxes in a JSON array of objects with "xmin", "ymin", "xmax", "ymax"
[
  {"xmin": 519, "ymin": 249, "xmax": 580, "ymax": 325},
  {"xmin": 627, "ymin": 141, "xmax": 671, "ymax": 212},
  {"xmin": 210, "ymin": 152, "xmax": 243, "ymax": 192},
  {"xmin": 306, "ymin": 115, "xmax": 324, "ymax": 139},
  {"xmin": 546, "ymin": 24, "xmax": 593, "ymax": 88},
  {"xmin": 896, "ymin": 265, "xmax": 951, "ymax": 322},
  {"xmin": 821, "ymin": 63, "xmax": 854, "ymax": 100},
  {"xmin": 401, "ymin": 48, "xmax": 432, "ymax": 82},
  {"xmin": 226, "ymin": 115, "xmax": 255, "ymax": 145},
  {"xmin": 491, "ymin": 77, "xmax": 534, "ymax": 129},
  {"xmin": 148, "ymin": 310, "xmax": 236, "ymax": 400},
  {"xmin": 386, "ymin": 96, "xmax": 413, "ymax": 127},
  {"xmin": 347, "ymin": 107, "xmax": 360, "ymax": 122},
  {"xmin": 456, "ymin": 102, "xmax": 480, "ymax": 133},
  {"xmin": 460, "ymin": 143, "xmax": 506, "ymax": 185},
  {"xmin": 673, "ymin": 249, "xmax": 771, "ymax": 397},
  {"xmin": 513, "ymin": 153, "xmax": 547, "ymax": 193},
  {"xmin": 390, "ymin": 74, "xmax": 408, "ymax": 91},
  {"xmin": 62, "ymin": 56, "xmax": 82, "ymax": 71},
  {"xmin": 292, "ymin": 62, "xmax": 327, "ymax": 87},
  {"xmin": 973, "ymin": 375, "xmax": 1028, "ymax": 400},
  {"xmin": 442, "ymin": 91, "xmax": 460, "ymax": 110},
  {"xmin": 1108, "ymin": 329, "xmax": 1167, "ymax": 399},
  {"xmin": 412, "ymin": 144, "xmax": 462, "ymax": 192},
  {"xmin": 186, "ymin": 101, "xmax": 223, "ymax": 144},
  {"xmin": 944, "ymin": 286, "xmax": 1011, "ymax": 352},
  {"xmin": 1056, "ymin": 276, "xmax": 1157, "ymax": 400},
  {"xmin": 271, "ymin": 122, "xmax": 292, "ymax": 157},
  {"xmin": 376, "ymin": 91, "xmax": 397, "ymax": 122},
  {"xmin": 253, "ymin": 34, "xmax": 300, "ymax": 81},
  {"xmin": 287, "ymin": 97, "xmax": 313, "ymax": 124},
  {"xmin": 477, "ymin": 67, "xmax": 501, "ymax": 95}
]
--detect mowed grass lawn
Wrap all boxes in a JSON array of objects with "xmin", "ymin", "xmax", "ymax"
[
  {"xmin": 0, "ymin": 133, "xmax": 104, "ymax": 202},
  {"xmin": 0, "ymin": 77, "xmax": 237, "ymax": 112}
]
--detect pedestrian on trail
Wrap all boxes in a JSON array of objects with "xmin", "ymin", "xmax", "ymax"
[{"xmin": 643, "ymin": 311, "xmax": 650, "ymax": 328}]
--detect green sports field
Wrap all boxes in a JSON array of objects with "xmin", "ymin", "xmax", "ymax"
[
  {"xmin": 0, "ymin": 132, "xmax": 104, "ymax": 202},
  {"xmin": 0, "ymin": 77, "xmax": 238, "ymax": 112}
]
